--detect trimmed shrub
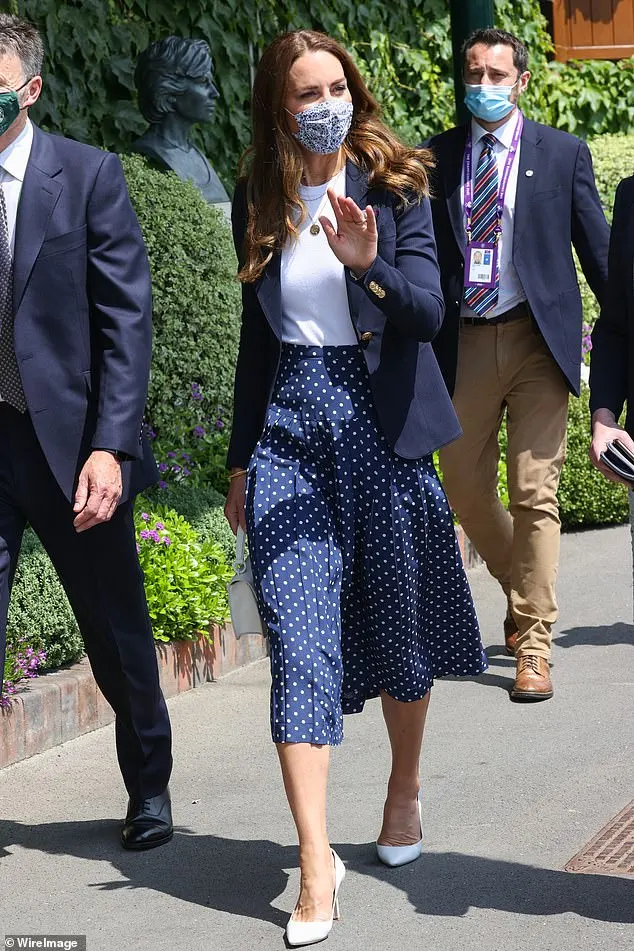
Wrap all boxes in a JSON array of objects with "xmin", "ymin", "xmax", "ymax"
[
  {"xmin": 152, "ymin": 482, "xmax": 235, "ymax": 564},
  {"xmin": 559, "ymin": 385, "xmax": 629, "ymax": 529},
  {"xmin": 578, "ymin": 134, "xmax": 634, "ymax": 329},
  {"xmin": 120, "ymin": 154, "xmax": 241, "ymax": 444},
  {"xmin": 8, "ymin": 529, "xmax": 83, "ymax": 672}
]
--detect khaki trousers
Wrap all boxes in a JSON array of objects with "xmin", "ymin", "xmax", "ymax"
[{"xmin": 439, "ymin": 316, "xmax": 569, "ymax": 658}]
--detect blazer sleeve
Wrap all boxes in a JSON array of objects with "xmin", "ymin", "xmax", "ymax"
[
  {"xmin": 571, "ymin": 140, "xmax": 610, "ymax": 306},
  {"xmin": 353, "ymin": 194, "xmax": 445, "ymax": 342},
  {"xmin": 589, "ymin": 178, "xmax": 633, "ymax": 419},
  {"xmin": 87, "ymin": 151, "xmax": 152, "ymax": 459},
  {"xmin": 226, "ymin": 181, "xmax": 276, "ymax": 470}
]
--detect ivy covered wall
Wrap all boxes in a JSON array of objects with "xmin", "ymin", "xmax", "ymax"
[{"xmin": 9, "ymin": 0, "xmax": 634, "ymax": 189}]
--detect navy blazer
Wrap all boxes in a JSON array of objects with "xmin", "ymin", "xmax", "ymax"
[
  {"xmin": 425, "ymin": 117, "xmax": 610, "ymax": 396},
  {"xmin": 13, "ymin": 126, "xmax": 157, "ymax": 502},
  {"xmin": 589, "ymin": 176, "xmax": 634, "ymax": 434},
  {"xmin": 226, "ymin": 161, "xmax": 461, "ymax": 469}
]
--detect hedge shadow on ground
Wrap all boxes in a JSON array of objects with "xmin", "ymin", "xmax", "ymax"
[{"xmin": 555, "ymin": 623, "xmax": 634, "ymax": 649}]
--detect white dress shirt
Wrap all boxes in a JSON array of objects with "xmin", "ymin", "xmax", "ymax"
[
  {"xmin": 281, "ymin": 166, "xmax": 358, "ymax": 346},
  {"xmin": 460, "ymin": 109, "xmax": 526, "ymax": 320}
]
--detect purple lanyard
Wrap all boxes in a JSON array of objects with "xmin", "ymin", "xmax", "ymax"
[{"xmin": 463, "ymin": 111, "xmax": 523, "ymax": 243}]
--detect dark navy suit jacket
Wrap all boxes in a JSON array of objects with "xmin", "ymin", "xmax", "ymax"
[
  {"xmin": 227, "ymin": 161, "xmax": 461, "ymax": 470},
  {"xmin": 589, "ymin": 176, "xmax": 634, "ymax": 434},
  {"xmin": 14, "ymin": 126, "xmax": 157, "ymax": 502},
  {"xmin": 425, "ymin": 117, "xmax": 610, "ymax": 396}
]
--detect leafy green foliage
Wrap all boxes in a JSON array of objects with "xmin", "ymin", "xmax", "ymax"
[
  {"xmin": 16, "ymin": 0, "xmax": 634, "ymax": 190},
  {"xmin": 150, "ymin": 482, "xmax": 236, "ymax": 563},
  {"xmin": 119, "ymin": 154, "xmax": 241, "ymax": 442},
  {"xmin": 135, "ymin": 501, "xmax": 233, "ymax": 642},
  {"xmin": 151, "ymin": 381, "xmax": 232, "ymax": 496}
]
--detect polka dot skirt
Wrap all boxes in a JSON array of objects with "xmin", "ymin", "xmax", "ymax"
[{"xmin": 246, "ymin": 344, "xmax": 487, "ymax": 746}]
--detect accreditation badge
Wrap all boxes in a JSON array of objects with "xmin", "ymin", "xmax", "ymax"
[{"xmin": 464, "ymin": 242, "xmax": 498, "ymax": 289}]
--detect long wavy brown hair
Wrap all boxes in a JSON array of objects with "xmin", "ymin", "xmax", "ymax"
[{"xmin": 237, "ymin": 30, "xmax": 433, "ymax": 283}]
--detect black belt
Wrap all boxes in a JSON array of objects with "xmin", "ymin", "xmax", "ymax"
[{"xmin": 461, "ymin": 301, "xmax": 530, "ymax": 326}]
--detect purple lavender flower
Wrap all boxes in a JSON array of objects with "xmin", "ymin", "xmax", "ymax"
[
  {"xmin": 182, "ymin": 468, "xmax": 191, "ymax": 477},
  {"xmin": 215, "ymin": 418, "xmax": 225, "ymax": 431},
  {"xmin": 141, "ymin": 512, "xmax": 150, "ymax": 522},
  {"xmin": 158, "ymin": 480, "xmax": 168, "ymax": 490},
  {"xmin": 193, "ymin": 426, "xmax": 206, "ymax": 438},
  {"xmin": 155, "ymin": 522, "xmax": 165, "ymax": 531},
  {"xmin": 136, "ymin": 543, "xmax": 141, "ymax": 554},
  {"xmin": 191, "ymin": 382, "xmax": 203, "ymax": 401},
  {"xmin": 149, "ymin": 530, "xmax": 161, "ymax": 543},
  {"xmin": 158, "ymin": 462, "xmax": 168, "ymax": 473},
  {"xmin": 167, "ymin": 451, "xmax": 177, "ymax": 459},
  {"xmin": 140, "ymin": 529, "xmax": 151, "ymax": 540},
  {"xmin": 162, "ymin": 536, "xmax": 172, "ymax": 547}
]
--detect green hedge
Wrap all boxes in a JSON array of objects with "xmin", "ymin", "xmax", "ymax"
[
  {"xmin": 12, "ymin": 0, "xmax": 634, "ymax": 189},
  {"xmin": 120, "ymin": 154, "xmax": 241, "ymax": 443}
]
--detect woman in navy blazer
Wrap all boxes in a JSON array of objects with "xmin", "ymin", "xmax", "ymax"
[{"xmin": 225, "ymin": 30, "xmax": 486, "ymax": 946}]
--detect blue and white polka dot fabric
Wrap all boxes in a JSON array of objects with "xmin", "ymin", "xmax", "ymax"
[{"xmin": 246, "ymin": 344, "xmax": 487, "ymax": 745}]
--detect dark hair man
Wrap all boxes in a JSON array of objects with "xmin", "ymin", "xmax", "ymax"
[
  {"xmin": 0, "ymin": 14, "xmax": 173, "ymax": 847},
  {"xmin": 425, "ymin": 29, "xmax": 609, "ymax": 701}
]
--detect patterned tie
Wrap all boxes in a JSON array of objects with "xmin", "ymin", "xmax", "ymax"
[
  {"xmin": 0, "ymin": 183, "xmax": 27, "ymax": 412},
  {"xmin": 463, "ymin": 133, "xmax": 499, "ymax": 317}
]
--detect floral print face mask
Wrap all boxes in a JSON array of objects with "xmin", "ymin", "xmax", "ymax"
[{"xmin": 289, "ymin": 99, "xmax": 353, "ymax": 155}]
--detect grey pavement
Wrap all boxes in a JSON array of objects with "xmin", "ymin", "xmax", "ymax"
[{"xmin": 1, "ymin": 525, "xmax": 633, "ymax": 951}]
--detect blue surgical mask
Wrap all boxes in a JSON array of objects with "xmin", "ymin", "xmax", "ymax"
[
  {"xmin": 464, "ymin": 81, "xmax": 519, "ymax": 123},
  {"xmin": 289, "ymin": 99, "xmax": 353, "ymax": 155}
]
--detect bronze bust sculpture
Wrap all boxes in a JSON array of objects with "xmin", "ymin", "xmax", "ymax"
[{"xmin": 132, "ymin": 36, "xmax": 230, "ymax": 205}]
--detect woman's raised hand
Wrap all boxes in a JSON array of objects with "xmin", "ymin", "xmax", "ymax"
[{"xmin": 319, "ymin": 189, "xmax": 377, "ymax": 277}]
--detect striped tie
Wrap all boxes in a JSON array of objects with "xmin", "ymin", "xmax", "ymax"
[{"xmin": 464, "ymin": 133, "xmax": 499, "ymax": 317}]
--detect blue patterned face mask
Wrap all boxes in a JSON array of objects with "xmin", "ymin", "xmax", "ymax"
[{"xmin": 289, "ymin": 99, "xmax": 353, "ymax": 155}]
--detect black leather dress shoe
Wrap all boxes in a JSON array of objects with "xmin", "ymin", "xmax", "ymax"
[{"xmin": 121, "ymin": 787, "xmax": 173, "ymax": 851}]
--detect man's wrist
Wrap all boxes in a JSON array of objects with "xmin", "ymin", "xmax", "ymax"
[
  {"xmin": 591, "ymin": 408, "xmax": 618, "ymax": 429},
  {"xmin": 94, "ymin": 448, "xmax": 125, "ymax": 462}
]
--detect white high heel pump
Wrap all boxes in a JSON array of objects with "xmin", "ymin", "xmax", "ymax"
[
  {"xmin": 285, "ymin": 848, "xmax": 346, "ymax": 948},
  {"xmin": 376, "ymin": 790, "xmax": 423, "ymax": 867}
]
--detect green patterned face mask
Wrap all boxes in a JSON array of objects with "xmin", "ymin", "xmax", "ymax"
[{"xmin": 0, "ymin": 80, "xmax": 29, "ymax": 137}]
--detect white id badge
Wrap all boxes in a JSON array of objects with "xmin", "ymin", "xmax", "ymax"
[{"xmin": 465, "ymin": 242, "xmax": 498, "ymax": 289}]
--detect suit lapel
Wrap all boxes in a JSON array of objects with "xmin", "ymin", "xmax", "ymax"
[
  {"xmin": 444, "ymin": 125, "xmax": 468, "ymax": 256},
  {"xmin": 513, "ymin": 118, "xmax": 542, "ymax": 252},
  {"xmin": 13, "ymin": 127, "xmax": 63, "ymax": 311}
]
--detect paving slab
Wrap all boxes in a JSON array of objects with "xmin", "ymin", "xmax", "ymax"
[{"xmin": 0, "ymin": 525, "xmax": 633, "ymax": 951}]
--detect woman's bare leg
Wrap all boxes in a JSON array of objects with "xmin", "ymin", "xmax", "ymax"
[
  {"xmin": 277, "ymin": 742, "xmax": 335, "ymax": 922},
  {"xmin": 377, "ymin": 691, "xmax": 430, "ymax": 846}
]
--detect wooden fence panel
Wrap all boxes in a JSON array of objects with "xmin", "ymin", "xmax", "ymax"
[{"xmin": 552, "ymin": 0, "xmax": 634, "ymax": 60}]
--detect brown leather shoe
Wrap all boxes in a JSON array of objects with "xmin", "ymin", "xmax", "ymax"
[
  {"xmin": 503, "ymin": 617, "xmax": 518, "ymax": 656},
  {"xmin": 511, "ymin": 654, "xmax": 553, "ymax": 701}
]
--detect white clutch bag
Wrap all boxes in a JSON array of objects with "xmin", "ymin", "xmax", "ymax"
[{"xmin": 228, "ymin": 527, "xmax": 265, "ymax": 638}]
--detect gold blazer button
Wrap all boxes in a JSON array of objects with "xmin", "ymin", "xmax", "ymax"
[{"xmin": 360, "ymin": 331, "xmax": 374, "ymax": 344}]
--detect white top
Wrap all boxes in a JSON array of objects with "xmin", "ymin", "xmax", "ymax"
[
  {"xmin": 0, "ymin": 118, "xmax": 34, "ymax": 253},
  {"xmin": 280, "ymin": 166, "xmax": 358, "ymax": 346},
  {"xmin": 460, "ymin": 109, "xmax": 526, "ymax": 320}
]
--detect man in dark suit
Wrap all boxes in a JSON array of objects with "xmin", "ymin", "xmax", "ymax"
[
  {"xmin": 589, "ymin": 178, "xmax": 634, "ymax": 480},
  {"xmin": 0, "ymin": 14, "xmax": 173, "ymax": 848},
  {"xmin": 426, "ymin": 29, "xmax": 609, "ymax": 701}
]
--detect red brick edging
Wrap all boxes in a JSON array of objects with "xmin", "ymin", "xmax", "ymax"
[
  {"xmin": 0, "ymin": 623, "xmax": 268, "ymax": 769},
  {"xmin": 455, "ymin": 524, "xmax": 482, "ymax": 569}
]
